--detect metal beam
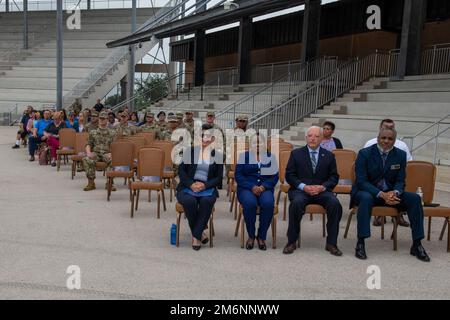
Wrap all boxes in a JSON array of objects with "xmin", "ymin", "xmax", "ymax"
[
  {"xmin": 127, "ymin": 0, "xmax": 137, "ymax": 111},
  {"xmin": 106, "ymin": 0, "xmax": 304, "ymax": 48},
  {"xmin": 301, "ymin": 0, "xmax": 321, "ymax": 64},
  {"xmin": 23, "ymin": 0, "xmax": 28, "ymax": 49},
  {"xmin": 56, "ymin": 0, "xmax": 63, "ymax": 110},
  {"xmin": 397, "ymin": 0, "xmax": 427, "ymax": 78},
  {"xmin": 5, "ymin": 0, "xmax": 9, "ymax": 12}
]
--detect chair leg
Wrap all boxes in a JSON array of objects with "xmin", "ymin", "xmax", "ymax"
[
  {"xmin": 344, "ymin": 211, "xmax": 354, "ymax": 239},
  {"xmin": 275, "ymin": 189, "xmax": 281, "ymax": 206},
  {"xmin": 129, "ymin": 180, "xmax": 132, "ymax": 202},
  {"xmin": 176, "ymin": 213, "xmax": 181, "ymax": 247},
  {"xmin": 322, "ymin": 213, "xmax": 326, "ymax": 238},
  {"xmin": 107, "ymin": 177, "xmax": 111, "ymax": 201},
  {"xmin": 234, "ymin": 196, "xmax": 238, "ymax": 220},
  {"xmin": 157, "ymin": 191, "xmax": 161, "ymax": 219},
  {"xmin": 381, "ymin": 216, "xmax": 385, "ymax": 240},
  {"xmin": 229, "ymin": 191, "xmax": 235, "ymax": 212},
  {"xmin": 148, "ymin": 190, "xmax": 151, "ymax": 202},
  {"xmin": 297, "ymin": 222, "xmax": 301, "ymax": 248},
  {"xmin": 57, "ymin": 155, "xmax": 61, "ymax": 171},
  {"xmin": 135, "ymin": 190, "xmax": 140, "ymax": 211},
  {"xmin": 124, "ymin": 178, "xmax": 127, "ymax": 185},
  {"xmin": 240, "ymin": 213, "xmax": 245, "ymax": 248},
  {"xmin": 392, "ymin": 216, "xmax": 398, "ymax": 251},
  {"xmin": 130, "ymin": 190, "xmax": 135, "ymax": 218},
  {"xmin": 427, "ymin": 217, "xmax": 432, "ymax": 241},
  {"xmin": 446, "ymin": 218, "xmax": 450, "ymax": 252},
  {"xmin": 161, "ymin": 189, "xmax": 167, "ymax": 211},
  {"xmin": 310, "ymin": 213, "xmax": 313, "ymax": 221},
  {"xmin": 226, "ymin": 178, "xmax": 231, "ymax": 198},
  {"xmin": 71, "ymin": 161, "xmax": 75, "ymax": 180},
  {"xmin": 283, "ymin": 193, "xmax": 287, "ymax": 221},
  {"xmin": 170, "ymin": 179, "xmax": 174, "ymax": 203},
  {"xmin": 209, "ymin": 218, "xmax": 214, "ymax": 248},
  {"xmin": 439, "ymin": 219, "xmax": 447, "ymax": 241},
  {"xmin": 234, "ymin": 207, "xmax": 242, "ymax": 237},
  {"xmin": 272, "ymin": 217, "xmax": 277, "ymax": 249}
]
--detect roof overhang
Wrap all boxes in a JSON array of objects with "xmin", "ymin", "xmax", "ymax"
[{"xmin": 106, "ymin": 0, "xmax": 304, "ymax": 48}]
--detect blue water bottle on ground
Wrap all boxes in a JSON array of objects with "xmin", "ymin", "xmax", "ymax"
[{"xmin": 170, "ymin": 224, "xmax": 177, "ymax": 245}]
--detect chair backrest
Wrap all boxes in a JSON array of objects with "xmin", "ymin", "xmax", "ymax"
[
  {"xmin": 333, "ymin": 149, "xmax": 357, "ymax": 181},
  {"xmin": 279, "ymin": 150, "xmax": 292, "ymax": 183},
  {"xmin": 110, "ymin": 141, "xmax": 135, "ymax": 167},
  {"xmin": 136, "ymin": 131, "xmax": 155, "ymax": 146},
  {"xmin": 137, "ymin": 147, "xmax": 164, "ymax": 179},
  {"xmin": 125, "ymin": 136, "xmax": 146, "ymax": 148},
  {"xmin": 151, "ymin": 141, "xmax": 174, "ymax": 168},
  {"xmin": 74, "ymin": 132, "xmax": 89, "ymax": 154},
  {"xmin": 59, "ymin": 128, "xmax": 76, "ymax": 149},
  {"xmin": 405, "ymin": 161, "xmax": 436, "ymax": 205}
]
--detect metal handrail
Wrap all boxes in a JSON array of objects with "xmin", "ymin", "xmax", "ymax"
[
  {"xmin": 248, "ymin": 51, "xmax": 396, "ymax": 131},
  {"xmin": 110, "ymin": 71, "xmax": 192, "ymax": 112},
  {"xmin": 403, "ymin": 113, "xmax": 450, "ymax": 141},
  {"xmin": 213, "ymin": 56, "xmax": 344, "ymax": 129},
  {"xmin": 62, "ymin": 0, "xmax": 186, "ymax": 108}
]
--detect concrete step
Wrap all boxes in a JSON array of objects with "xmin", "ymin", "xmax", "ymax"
[
  {"xmin": 385, "ymin": 79, "xmax": 450, "ymax": 89},
  {"xmin": 2, "ymin": 67, "xmax": 92, "ymax": 78},
  {"xmin": 32, "ymin": 48, "xmax": 112, "ymax": 58},
  {"xmin": 17, "ymin": 60, "xmax": 99, "ymax": 68},
  {"xmin": 0, "ymin": 77, "xmax": 80, "ymax": 90}
]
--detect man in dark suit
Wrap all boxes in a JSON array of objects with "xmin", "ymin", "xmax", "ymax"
[
  {"xmin": 283, "ymin": 126, "xmax": 343, "ymax": 256},
  {"xmin": 352, "ymin": 127, "xmax": 430, "ymax": 262}
]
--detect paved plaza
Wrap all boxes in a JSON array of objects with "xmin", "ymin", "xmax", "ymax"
[{"xmin": 0, "ymin": 127, "xmax": 449, "ymax": 300}]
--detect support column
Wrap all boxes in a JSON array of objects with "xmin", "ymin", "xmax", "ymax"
[
  {"xmin": 23, "ymin": 0, "xmax": 28, "ymax": 49},
  {"xmin": 56, "ymin": 0, "xmax": 63, "ymax": 110},
  {"xmin": 5, "ymin": 0, "xmax": 9, "ymax": 12},
  {"xmin": 127, "ymin": 0, "xmax": 137, "ymax": 111},
  {"xmin": 169, "ymin": 36, "xmax": 177, "ymax": 95},
  {"xmin": 301, "ymin": 0, "xmax": 321, "ymax": 64},
  {"xmin": 396, "ymin": 0, "xmax": 427, "ymax": 78},
  {"xmin": 120, "ymin": 76, "xmax": 128, "ymax": 102},
  {"xmin": 87, "ymin": 0, "xmax": 91, "ymax": 10},
  {"xmin": 193, "ymin": 30, "xmax": 205, "ymax": 87},
  {"xmin": 238, "ymin": 16, "xmax": 252, "ymax": 85}
]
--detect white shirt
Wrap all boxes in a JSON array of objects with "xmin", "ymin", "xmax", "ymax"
[{"xmin": 364, "ymin": 138, "xmax": 413, "ymax": 161}]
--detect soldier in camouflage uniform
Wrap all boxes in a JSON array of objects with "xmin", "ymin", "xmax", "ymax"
[
  {"xmin": 156, "ymin": 111, "xmax": 168, "ymax": 132},
  {"xmin": 159, "ymin": 115, "xmax": 179, "ymax": 141},
  {"xmin": 82, "ymin": 111, "xmax": 117, "ymax": 191},
  {"xmin": 115, "ymin": 111, "xmax": 136, "ymax": 138},
  {"xmin": 183, "ymin": 110, "xmax": 195, "ymax": 138},
  {"xmin": 176, "ymin": 112, "xmax": 186, "ymax": 129},
  {"xmin": 139, "ymin": 111, "xmax": 161, "ymax": 139},
  {"xmin": 85, "ymin": 110, "xmax": 99, "ymax": 133}
]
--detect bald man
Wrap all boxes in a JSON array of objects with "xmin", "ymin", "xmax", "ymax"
[{"xmin": 283, "ymin": 126, "xmax": 343, "ymax": 256}]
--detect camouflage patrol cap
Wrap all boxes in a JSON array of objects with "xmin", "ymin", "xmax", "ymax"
[
  {"xmin": 176, "ymin": 112, "xmax": 184, "ymax": 119},
  {"xmin": 146, "ymin": 112, "xmax": 155, "ymax": 117},
  {"xmin": 99, "ymin": 111, "xmax": 108, "ymax": 119},
  {"xmin": 91, "ymin": 110, "xmax": 99, "ymax": 117},
  {"xmin": 168, "ymin": 115, "xmax": 178, "ymax": 122},
  {"xmin": 206, "ymin": 111, "xmax": 215, "ymax": 117},
  {"xmin": 236, "ymin": 114, "xmax": 248, "ymax": 121},
  {"xmin": 185, "ymin": 110, "xmax": 193, "ymax": 114},
  {"xmin": 121, "ymin": 110, "xmax": 129, "ymax": 117}
]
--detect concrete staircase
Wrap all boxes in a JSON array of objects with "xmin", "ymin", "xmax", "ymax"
[
  {"xmin": 0, "ymin": 8, "xmax": 156, "ymax": 116},
  {"xmin": 279, "ymin": 74, "xmax": 450, "ymax": 166}
]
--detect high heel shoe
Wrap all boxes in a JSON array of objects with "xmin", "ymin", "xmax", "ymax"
[
  {"xmin": 257, "ymin": 237, "xmax": 267, "ymax": 251},
  {"xmin": 192, "ymin": 239, "xmax": 201, "ymax": 251},
  {"xmin": 246, "ymin": 238, "xmax": 255, "ymax": 250},
  {"xmin": 201, "ymin": 232, "xmax": 209, "ymax": 245}
]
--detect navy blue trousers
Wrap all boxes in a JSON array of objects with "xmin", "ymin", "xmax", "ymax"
[
  {"xmin": 287, "ymin": 190, "xmax": 342, "ymax": 246},
  {"xmin": 28, "ymin": 135, "xmax": 44, "ymax": 156},
  {"xmin": 237, "ymin": 189, "xmax": 274, "ymax": 241},
  {"xmin": 355, "ymin": 191, "xmax": 425, "ymax": 240},
  {"xmin": 176, "ymin": 192, "xmax": 216, "ymax": 240}
]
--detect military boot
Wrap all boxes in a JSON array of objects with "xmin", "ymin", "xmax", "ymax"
[{"xmin": 84, "ymin": 179, "xmax": 96, "ymax": 191}]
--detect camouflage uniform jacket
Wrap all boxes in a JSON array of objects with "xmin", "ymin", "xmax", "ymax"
[
  {"xmin": 85, "ymin": 122, "xmax": 98, "ymax": 133},
  {"xmin": 87, "ymin": 127, "xmax": 116, "ymax": 154},
  {"xmin": 116, "ymin": 123, "xmax": 136, "ymax": 137},
  {"xmin": 139, "ymin": 123, "xmax": 161, "ymax": 139}
]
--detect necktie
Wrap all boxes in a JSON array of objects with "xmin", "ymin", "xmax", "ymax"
[
  {"xmin": 310, "ymin": 151, "xmax": 317, "ymax": 173},
  {"xmin": 381, "ymin": 152, "xmax": 388, "ymax": 168}
]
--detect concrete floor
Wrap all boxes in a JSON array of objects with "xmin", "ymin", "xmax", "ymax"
[{"xmin": 0, "ymin": 127, "xmax": 449, "ymax": 300}]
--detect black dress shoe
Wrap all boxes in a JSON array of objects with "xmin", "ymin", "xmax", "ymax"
[
  {"xmin": 12, "ymin": 145, "xmax": 20, "ymax": 149},
  {"xmin": 29, "ymin": 156, "xmax": 35, "ymax": 162},
  {"xmin": 246, "ymin": 238, "xmax": 255, "ymax": 250},
  {"xmin": 373, "ymin": 216, "xmax": 386, "ymax": 227},
  {"xmin": 410, "ymin": 245, "xmax": 430, "ymax": 262},
  {"xmin": 192, "ymin": 245, "xmax": 201, "ymax": 251},
  {"xmin": 201, "ymin": 237, "xmax": 209, "ymax": 245},
  {"xmin": 355, "ymin": 242, "xmax": 367, "ymax": 259},
  {"xmin": 282, "ymin": 243, "xmax": 296, "ymax": 254},
  {"xmin": 256, "ymin": 237, "xmax": 267, "ymax": 251},
  {"xmin": 325, "ymin": 244, "xmax": 343, "ymax": 256},
  {"xmin": 395, "ymin": 214, "xmax": 410, "ymax": 227}
]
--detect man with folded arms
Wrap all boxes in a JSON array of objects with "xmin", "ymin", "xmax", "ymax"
[
  {"xmin": 352, "ymin": 127, "xmax": 430, "ymax": 262},
  {"xmin": 283, "ymin": 126, "xmax": 343, "ymax": 256}
]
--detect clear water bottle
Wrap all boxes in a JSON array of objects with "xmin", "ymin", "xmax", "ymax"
[
  {"xmin": 170, "ymin": 224, "xmax": 177, "ymax": 245},
  {"xmin": 416, "ymin": 187, "xmax": 424, "ymax": 206}
]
